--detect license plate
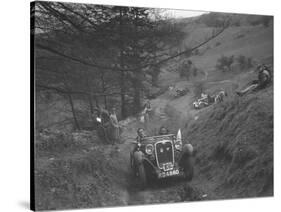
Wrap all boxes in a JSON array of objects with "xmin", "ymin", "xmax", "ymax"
[
  {"xmin": 163, "ymin": 163, "xmax": 173, "ymax": 171},
  {"xmin": 158, "ymin": 169, "xmax": 179, "ymax": 178}
]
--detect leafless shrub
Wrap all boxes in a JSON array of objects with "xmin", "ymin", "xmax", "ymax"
[
  {"xmin": 216, "ymin": 55, "xmax": 234, "ymax": 72},
  {"xmin": 215, "ymin": 42, "xmax": 221, "ymax": 47},
  {"xmin": 216, "ymin": 55, "xmax": 253, "ymax": 72},
  {"xmin": 236, "ymin": 55, "xmax": 253, "ymax": 70},
  {"xmin": 234, "ymin": 33, "xmax": 245, "ymax": 39}
]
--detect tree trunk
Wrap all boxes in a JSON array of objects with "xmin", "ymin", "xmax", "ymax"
[
  {"xmin": 133, "ymin": 72, "xmax": 142, "ymax": 113},
  {"xmin": 151, "ymin": 64, "xmax": 161, "ymax": 87},
  {"xmin": 85, "ymin": 77, "xmax": 94, "ymax": 114},
  {"xmin": 120, "ymin": 71, "xmax": 126, "ymax": 118},
  {"xmin": 133, "ymin": 86, "xmax": 141, "ymax": 113},
  {"xmin": 67, "ymin": 93, "xmax": 80, "ymax": 130},
  {"xmin": 100, "ymin": 73, "xmax": 108, "ymax": 109},
  {"xmin": 132, "ymin": 9, "xmax": 142, "ymax": 114},
  {"xmin": 87, "ymin": 94, "xmax": 94, "ymax": 114},
  {"xmin": 118, "ymin": 7, "xmax": 127, "ymax": 118}
]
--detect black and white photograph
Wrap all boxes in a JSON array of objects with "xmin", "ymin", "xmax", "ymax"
[{"xmin": 31, "ymin": 1, "xmax": 273, "ymax": 211}]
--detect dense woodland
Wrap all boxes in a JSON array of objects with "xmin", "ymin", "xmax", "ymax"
[{"xmin": 32, "ymin": 2, "xmax": 228, "ymax": 130}]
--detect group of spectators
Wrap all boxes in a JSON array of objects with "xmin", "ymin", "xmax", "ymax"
[
  {"xmin": 91, "ymin": 106, "xmax": 120, "ymax": 145},
  {"xmin": 92, "ymin": 100, "xmax": 153, "ymax": 145}
]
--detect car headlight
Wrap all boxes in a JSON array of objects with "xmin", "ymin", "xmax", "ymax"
[
  {"xmin": 175, "ymin": 129, "xmax": 182, "ymax": 150},
  {"xmin": 145, "ymin": 144, "xmax": 154, "ymax": 155}
]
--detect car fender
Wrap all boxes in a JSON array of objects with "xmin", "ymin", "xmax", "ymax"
[
  {"xmin": 183, "ymin": 143, "xmax": 193, "ymax": 155},
  {"xmin": 179, "ymin": 144, "xmax": 194, "ymax": 160},
  {"xmin": 133, "ymin": 151, "xmax": 157, "ymax": 169}
]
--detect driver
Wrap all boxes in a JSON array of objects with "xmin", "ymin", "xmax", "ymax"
[{"xmin": 159, "ymin": 126, "xmax": 169, "ymax": 135}]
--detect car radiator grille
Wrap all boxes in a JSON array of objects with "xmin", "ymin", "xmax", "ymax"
[{"xmin": 155, "ymin": 140, "xmax": 174, "ymax": 169}]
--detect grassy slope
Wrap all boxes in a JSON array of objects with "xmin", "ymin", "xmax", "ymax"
[
  {"xmin": 163, "ymin": 23, "xmax": 273, "ymax": 199},
  {"xmin": 140, "ymin": 22, "xmax": 274, "ymax": 199},
  {"xmin": 159, "ymin": 24, "xmax": 273, "ymax": 92},
  {"xmin": 182, "ymin": 24, "xmax": 273, "ymax": 84},
  {"xmin": 186, "ymin": 25, "xmax": 273, "ymax": 65},
  {"xmin": 35, "ymin": 132, "xmax": 128, "ymax": 210},
  {"xmin": 183, "ymin": 86, "xmax": 273, "ymax": 199}
]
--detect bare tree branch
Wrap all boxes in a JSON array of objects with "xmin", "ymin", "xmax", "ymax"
[
  {"xmin": 36, "ymin": 43, "xmax": 118, "ymax": 71},
  {"xmin": 58, "ymin": 2, "xmax": 98, "ymax": 29},
  {"xmin": 147, "ymin": 23, "xmax": 229, "ymax": 68},
  {"xmin": 36, "ymin": 22, "xmax": 228, "ymax": 74},
  {"xmin": 37, "ymin": 84, "xmax": 121, "ymax": 97}
]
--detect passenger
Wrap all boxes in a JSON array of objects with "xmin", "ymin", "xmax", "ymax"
[
  {"xmin": 159, "ymin": 126, "xmax": 169, "ymax": 135},
  {"xmin": 236, "ymin": 64, "xmax": 271, "ymax": 96}
]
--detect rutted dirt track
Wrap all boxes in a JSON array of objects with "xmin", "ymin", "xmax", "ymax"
[
  {"xmin": 105, "ymin": 88, "xmax": 209, "ymax": 206},
  {"xmin": 103, "ymin": 76, "xmax": 242, "ymax": 205}
]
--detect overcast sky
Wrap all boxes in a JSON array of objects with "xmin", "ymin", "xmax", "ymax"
[{"xmin": 164, "ymin": 9, "xmax": 208, "ymax": 18}]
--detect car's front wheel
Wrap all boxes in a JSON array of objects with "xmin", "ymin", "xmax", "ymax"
[
  {"xmin": 198, "ymin": 102, "xmax": 205, "ymax": 109},
  {"xmin": 183, "ymin": 157, "xmax": 194, "ymax": 181}
]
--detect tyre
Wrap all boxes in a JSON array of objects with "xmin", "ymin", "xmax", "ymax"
[
  {"xmin": 198, "ymin": 102, "xmax": 204, "ymax": 109},
  {"xmin": 183, "ymin": 157, "xmax": 194, "ymax": 181},
  {"xmin": 138, "ymin": 163, "xmax": 147, "ymax": 189}
]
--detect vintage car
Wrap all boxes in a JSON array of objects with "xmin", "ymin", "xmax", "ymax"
[
  {"xmin": 193, "ymin": 91, "xmax": 227, "ymax": 109},
  {"xmin": 174, "ymin": 87, "xmax": 189, "ymax": 98},
  {"xmin": 130, "ymin": 129, "xmax": 194, "ymax": 188},
  {"xmin": 193, "ymin": 98, "xmax": 210, "ymax": 109},
  {"xmin": 193, "ymin": 93, "xmax": 215, "ymax": 109}
]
